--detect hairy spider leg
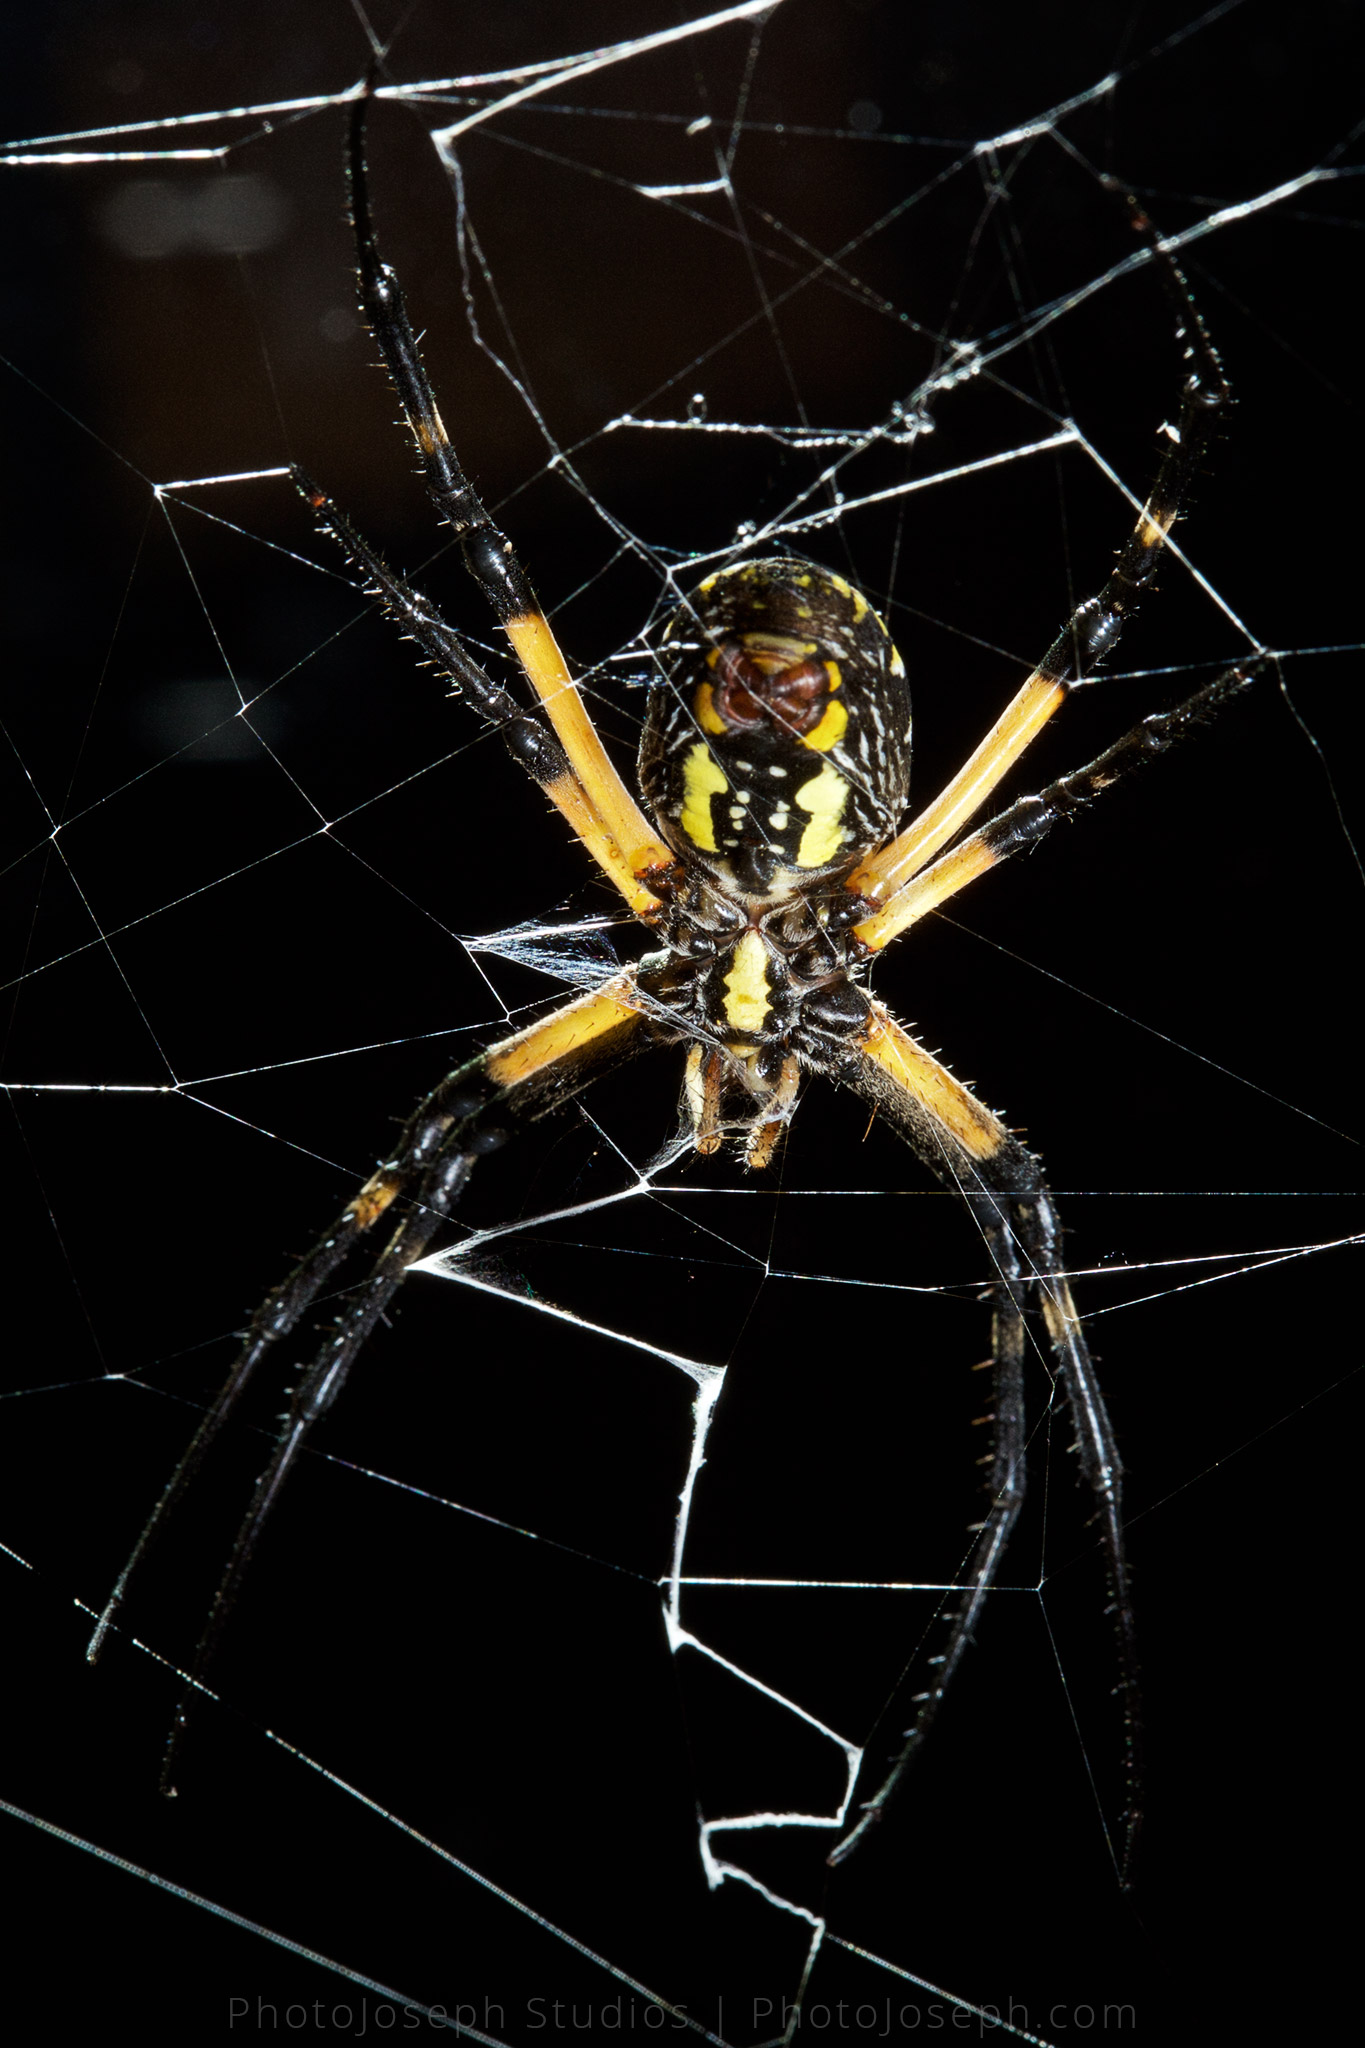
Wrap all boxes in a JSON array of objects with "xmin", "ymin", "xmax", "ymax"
[
  {"xmin": 826, "ymin": 1006, "xmax": 1141, "ymax": 1878},
  {"xmin": 344, "ymin": 94, "xmax": 674, "ymax": 913},
  {"xmin": 854, "ymin": 662, "xmax": 1257, "ymax": 943},
  {"xmin": 94, "ymin": 94, "xmax": 682, "ymax": 1782},
  {"xmin": 850, "ymin": 187, "xmax": 1234, "ymax": 951},
  {"xmin": 813, "ymin": 670, "xmax": 1259, "ymax": 1874},
  {"xmin": 818, "ymin": 203, "xmax": 1246, "ymax": 1868},
  {"xmin": 292, "ymin": 471, "xmax": 663, "ymax": 916},
  {"xmin": 91, "ymin": 978, "xmax": 651, "ymax": 1789}
]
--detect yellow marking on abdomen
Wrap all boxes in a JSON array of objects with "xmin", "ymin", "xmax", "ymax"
[
  {"xmin": 793, "ymin": 760, "xmax": 850, "ymax": 866},
  {"xmin": 826, "ymin": 571, "xmax": 867, "ymax": 621},
  {"xmin": 680, "ymin": 742, "xmax": 728, "ymax": 851},
  {"xmin": 694, "ymin": 682, "xmax": 728, "ymax": 736},
  {"xmin": 740, "ymin": 631, "xmax": 817, "ymax": 664},
  {"xmin": 722, "ymin": 931, "xmax": 771, "ymax": 1034},
  {"xmin": 801, "ymin": 696, "xmax": 848, "ymax": 753}
]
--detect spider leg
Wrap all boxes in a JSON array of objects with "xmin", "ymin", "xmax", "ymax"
[
  {"xmin": 294, "ymin": 470, "xmax": 663, "ymax": 917},
  {"xmin": 849, "ymin": 187, "xmax": 1232, "ymax": 913},
  {"xmin": 336, "ymin": 94, "xmax": 674, "ymax": 901},
  {"xmin": 821, "ymin": 1004, "xmax": 1141, "ymax": 1880},
  {"xmin": 828, "ymin": 1189, "xmax": 1028, "ymax": 1870},
  {"xmin": 157, "ymin": 1145, "xmax": 472, "ymax": 1793},
  {"xmin": 89, "ymin": 975, "xmax": 652, "ymax": 1786},
  {"xmin": 855, "ymin": 660, "xmax": 1257, "ymax": 949}
]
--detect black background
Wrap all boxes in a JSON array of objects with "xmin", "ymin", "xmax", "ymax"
[{"xmin": 3, "ymin": 2, "xmax": 1362, "ymax": 2040}]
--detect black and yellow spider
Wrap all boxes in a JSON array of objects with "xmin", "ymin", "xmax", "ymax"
[{"xmin": 92, "ymin": 98, "xmax": 1252, "ymax": 1877}]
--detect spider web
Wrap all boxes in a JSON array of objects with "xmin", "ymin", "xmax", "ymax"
[{"xmin": 3, "ymin": 1, "xmax": 1362, "ymax": 2038}]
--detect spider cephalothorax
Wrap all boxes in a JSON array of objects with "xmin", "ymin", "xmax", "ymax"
[{"xmin": 95, "ymin": 96, "xmax": 1255, "ymax": 1881}]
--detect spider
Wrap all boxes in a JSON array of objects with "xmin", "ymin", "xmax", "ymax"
[{"xmin": 91, "ymin": 96, "xmax": 1253, "ymax": 1879}]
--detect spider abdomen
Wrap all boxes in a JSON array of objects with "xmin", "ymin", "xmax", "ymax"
[{"xmin": 640, "ymin": 558, "xmax": 911, "ymax": 899}]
